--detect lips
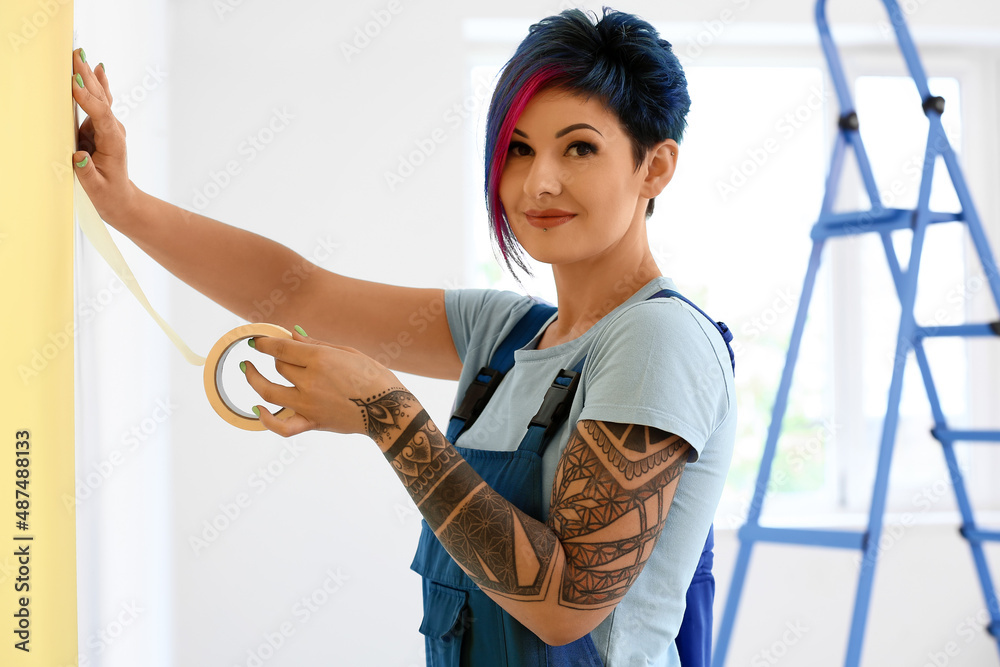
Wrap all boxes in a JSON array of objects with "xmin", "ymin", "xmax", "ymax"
[{"xmin": 524, "ymin": 209, "xmax": 576, "ymax": 229}]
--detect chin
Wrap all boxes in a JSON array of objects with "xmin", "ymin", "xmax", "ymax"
[{"xmin": 521, "ymin": 243, "xmax": 590, "ymax": 267}]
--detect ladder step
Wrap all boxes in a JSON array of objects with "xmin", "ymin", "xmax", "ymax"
[
  {"xmin": 915, "ymin": 323, "xmax": 1000, "ymax": 339},
  {"xmin": 739, "ymin": 525, "xmax": 865, "ymax": 550},
  {"xmin": 960, "ymin": 526, "xmax": 1000, "ymax": 543},
  {"xmin": 811, "ymin": 208, "xmax": 963, "ymax": 239},
  {"xmin": 932, "ymin": 428, "xmax": 1000, "ymax": 443}
]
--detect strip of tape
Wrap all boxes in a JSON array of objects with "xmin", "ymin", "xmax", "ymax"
[{"xmin": 74, "ymin": 172, "xmax": 287, "ymax": 430}]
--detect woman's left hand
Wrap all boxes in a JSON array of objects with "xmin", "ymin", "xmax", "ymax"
[{"xmin": 241, "ymin": 326, "xmax": 404, "ymax": 438}]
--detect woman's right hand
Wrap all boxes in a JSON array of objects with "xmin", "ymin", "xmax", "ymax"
[{"xmin": 71, "ymin": 47, "xmax": 140, "ymax": 229}]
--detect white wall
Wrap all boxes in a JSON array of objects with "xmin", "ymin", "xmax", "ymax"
[{"xmin": 71, "ymin": 0, "xmax": 1000, "ymax": 665}]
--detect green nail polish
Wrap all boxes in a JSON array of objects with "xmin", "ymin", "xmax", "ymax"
[
  {"xmin": 76, "ymin": 156, "xmax": 88, "ymax": 168},
  {"xmin": 79, "ymin": 48, "xmax": 87, "ymax": 63},
  {"xmin": 75, "ymin": 73, "xmax": 84, "ymax": 88},
  {"xmin": 294, "ymin": 325, "xmax": 307, "ymax": 336},
  {"xmin": 239, "ymin": 361, "xmax": 247, "ymax": 374},
  {"xmin": 252, "ymin": 406, "xmax": 261, "ymax": 417},
  {"xmin": 248, "ymin": 338, "xmax": 256, "ymax": 349},
  {"xmin": 98, "ymin": 62, "xmax": 105, "ymax": 73}
]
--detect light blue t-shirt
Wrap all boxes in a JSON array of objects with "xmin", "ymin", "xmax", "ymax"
[{"xmin": 444, "ymin": 275, "xmax": 737, "ymax": 667}]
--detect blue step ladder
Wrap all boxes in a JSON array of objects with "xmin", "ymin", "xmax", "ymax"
[{"xmin": 712, "ymin": 0, "xmax": 1000, "ymax": 664}]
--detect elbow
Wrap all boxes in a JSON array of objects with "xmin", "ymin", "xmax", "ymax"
[
  {"xmin": 541, "ymin": 628, "xmax": 592, "ymax": 648},
  {"xmin": 535, "ymin": 617, "xmax": 602, "ymax": 648}
]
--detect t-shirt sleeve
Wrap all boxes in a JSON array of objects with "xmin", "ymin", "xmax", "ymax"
[
  {"xmin": 443, "ymin": 287, "xmax": 536, "ymax": 365},
  {"xmin": 578, "ymin": 298, "xmax": 731, "ymax": 462}
]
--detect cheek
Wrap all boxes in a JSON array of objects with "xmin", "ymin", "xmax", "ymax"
[{"xmin": 498, "ymin": 168, "xmax": 520, "ymax": 211}]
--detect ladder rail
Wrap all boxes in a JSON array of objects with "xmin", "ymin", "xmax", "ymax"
[
  {"xmin": 814, "ymin": 0, "xmax": 883, "ymax": 210},
  {"xmin": 844, "ymin": 118, "xmax": 938, "ymax": 663}
]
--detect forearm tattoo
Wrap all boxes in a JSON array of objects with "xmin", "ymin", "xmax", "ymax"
[
  {"xmin": 353, "ymin": 388, "xmax": 557, "ymax": 599},
  {"xmin": 547, "ymin": 421, "xmax": 689, "ymax": 609},
  {"xmin": 351, "ymin": 388, "xmax": 416, "ymax": 442}
]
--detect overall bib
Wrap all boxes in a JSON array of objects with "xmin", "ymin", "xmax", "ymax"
[{"xmin": 410, "ymin": 289, "xmax": 735, "ymax": 667}]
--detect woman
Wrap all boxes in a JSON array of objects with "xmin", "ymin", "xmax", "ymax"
[{"xmin": 71, "ymin": 7, "xmax": 736, "ymax": 666}]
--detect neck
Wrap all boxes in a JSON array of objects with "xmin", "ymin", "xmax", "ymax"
[{"xmin": 546, "ymin": 215, "xmax": 661, "ymax": 344}]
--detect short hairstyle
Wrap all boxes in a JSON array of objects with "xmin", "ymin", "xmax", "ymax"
[{"xmin": 484, "ymin": 6, "xmax": 691, "ymax": 276}]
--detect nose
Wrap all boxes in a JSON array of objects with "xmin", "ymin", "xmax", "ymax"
[{"xmin": 522, "ymin": 152, "xmax": 564, "ymax": 199}]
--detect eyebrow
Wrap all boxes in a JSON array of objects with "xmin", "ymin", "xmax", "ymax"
[{"xmin": 512, "ymin": 123, "xmax": 603, "ymax": 139}]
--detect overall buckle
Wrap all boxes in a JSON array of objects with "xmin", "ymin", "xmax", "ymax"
[
  {"xmin": 452, "ymin": 367, "xmax": 503, "ymax": 423},
  {"xmin": 529, "ymin": 369, "xmax": 581, "ymax": 440}
]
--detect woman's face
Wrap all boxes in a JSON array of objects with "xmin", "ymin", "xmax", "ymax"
[{"xmin": 499, "ymin": 86, "xmax": 669, "ymax": 268}]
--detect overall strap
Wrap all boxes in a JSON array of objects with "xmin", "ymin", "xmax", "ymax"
[
  {"xmin": 518, "ymin": 355, "xmax": 586, "ymax": 456},
  {"xmin": 446, "ymin": 301, "xmax": 556, "ymax": 444},
  {"xmin": 648, "ymin": 288, "xmax": 736, "ymax": 376},
  {"xmin": 521, "ymin": 287, "xmax": 737, "ymax": 457}
]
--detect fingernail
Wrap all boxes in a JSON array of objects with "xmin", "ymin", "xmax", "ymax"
[
  {"xmin": 294, "ymin": 325, "xmax": 307, "ymax": 336},
  {"xmin": 74, "ymin": 73, "xmax": 84, "ymax": 88},
  {"xmin": 248, "ymin": 338, "xmax": 256, "ymax": 349},
  {"xmin": 239, "ymin": 361, "xmax": 247, "ymax": 374},
  {"xmin": 98, "ymin": 62, "xmax": 105, "ymax": 73},
  {"xmin": 76, "ymin": 156, "xmax": 88, "ymax": 168},
  {"xmin": 252, "ymin": 406, "xmax": 261, "ymax": 417},
  {"xmin": 80, "ymin": 48, "xmax": 87, "ymax": 63}
]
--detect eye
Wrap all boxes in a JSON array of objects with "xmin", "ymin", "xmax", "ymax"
[
  {"xmin": 507, "ymin": 141, "xmax": 532, "ymax": 157},
  {"xmin": 568, "ymin": 141, "xmax": 596, "ymax": 157}
]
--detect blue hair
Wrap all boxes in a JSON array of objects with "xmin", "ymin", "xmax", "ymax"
[{"xmin": 484, "ymin": 6, "xmax": 692, "ymax": 276}]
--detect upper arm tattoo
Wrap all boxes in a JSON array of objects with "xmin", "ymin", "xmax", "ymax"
[{"xmin": 547, "ymin": 420, "xmax": 690, "ymax": 609}]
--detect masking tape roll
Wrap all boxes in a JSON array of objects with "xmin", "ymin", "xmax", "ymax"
[{"xmin": 203, "ymin": 323, "xmax": 298, "ymax": 431}]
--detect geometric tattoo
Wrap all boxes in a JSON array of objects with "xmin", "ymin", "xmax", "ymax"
[
  {"xmin": 547, "ymin": 421, "xmax": 689, "ymax": 609},
  {"xmin": 433, "ymin": 466, "xmax": 558, "ymax": 600},
  {"xmin": 357, "ymin": 386, "xmax": 689, "ymax": 611}
]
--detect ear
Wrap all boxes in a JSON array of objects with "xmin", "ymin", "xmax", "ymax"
[{"xmin": 639, "ymin": 138, "xmax": 679, "ymax": 200}]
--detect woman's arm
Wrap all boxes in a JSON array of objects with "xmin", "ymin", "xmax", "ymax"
[
  {"xmin": 358, "ymin": 388, "xmax": 690, "ymax": 646},
  {"xmin": 122, "ymin": 193, "xmax": 462, "ymax": 380},
  {"xmin": 72, "ymin": 48, "xmax": 461, "ymax": 381}
]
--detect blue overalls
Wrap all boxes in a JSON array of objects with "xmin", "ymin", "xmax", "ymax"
[{"xmin": 410, "ymin": 288, "xmax": 735, "ymax": 667}]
